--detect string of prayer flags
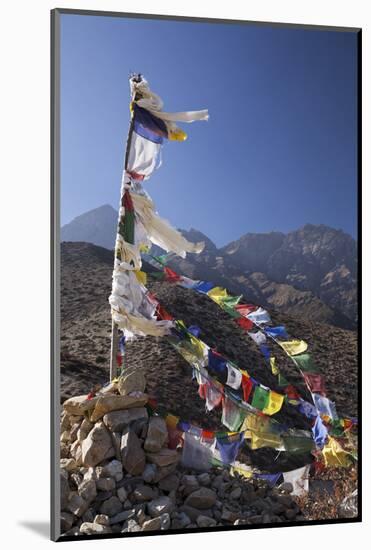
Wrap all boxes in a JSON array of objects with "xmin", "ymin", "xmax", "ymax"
[
  {"xmin": 251, "ymin": 385, "xmax": 270, "ymax": 411},
  {"xmin": 263, "ymin": 390, "xmax": 285, "ymax": 416},
  {"xmin": 282, "ymin": 465, "xmax": 310, "ymax": 496},
  {"xmin": 264, "ymin": 326, "xmax": 289, "ymax": 339},
  {"xmin": 322, "ymin": 436, "xmax": 353, "ymax": 468},
  {"xmin": 215, "ymin": 432, "xmax": 244, "ymax": 464},
  {"xmin": 248, "ymin": 331, "xmax": 267, "ymax": 346},
  {"xmin": 303, "ymin": 373, "xmax": 326, "ymax": 395},
  {"xmin": 279, "ymin": 339, "xmax": 308, "ymax": 356}
]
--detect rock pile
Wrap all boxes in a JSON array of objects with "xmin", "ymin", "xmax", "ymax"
[{"xmin": 60, "ymin": 371, "xmax": 304, "ymax": 537}]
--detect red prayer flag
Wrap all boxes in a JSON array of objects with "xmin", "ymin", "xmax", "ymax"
[
  {"xmin": 156, "ymin": 304, "xmax": 174, "ymax": 321},
  {"xmin": 198, "ymin": 384, "xmax": 207, "ymax": 399},
  {"xmin": 235, "ymin": 317, "xmax": 254, "ymax": 330},
  {"xmin": 303, "ymin": 373, "xmax": 326, "ymax": 395},
  {"xmin": 284, "ymin": 384, "xmax": 300, "ymax": 399},
  {"xmin": 164, "ymin": 266, "xmax": 181, "ymax": 282},
  {"xmin": 241, "ymin": 374, "xmax": 253, "ymax": 402}
]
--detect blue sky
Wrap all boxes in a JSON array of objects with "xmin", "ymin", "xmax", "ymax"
[{"xmin": 60, "ymin": 14, "xmax": 358, "ymax": 247}]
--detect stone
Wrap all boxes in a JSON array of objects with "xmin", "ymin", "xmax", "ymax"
[
  {"xmin": 279, "ymin": 482, "xmax": 294, "ymax": 494},
  {"xmin": 125, "ymin": 519, "xmax": 141, "ymax": 532},
  {"xmin": 144, "ymin": 417, "xmax": 168, "ymax": 453},
  {"xmin": 77, "ymin": 418, "xmax": 94, "ymax": 442},
  {"xmin": 182, "ymin": 475, "xmax": 200, "ymax": 496},
  {"xmin": 109, "ymin": 509, "xmax": 136, "ymax": 525},
  {"xmin": 141, "ymin": 516, "xmax": 161, "ymax": 531},
  {"xmin": 78, "ymin": 479, "xmax": 97, "ymax": 503},
  {"xmin": 63, "ymin": 395, "xmax": 98, "ymax": 415},
  {"xmin": 81, "ymin": 422, "xmax": 115, "ymax": 467},
  {"xmin": 132, "ymin": 485, "xmax": 155, "ymax": 502},
  {"xmin": 197, "ymin": 473, "xmax": 211, "ymax": 486},
  {"xmin": 284, "ymin": 508, "xmax": 297, "ymax": 520},
  {"xmin": 82, "ymin": 508, "xmax": 95, "ymax": 523},
  {"xmin": 184, "ymin": 488, "xmax": 217, "ymax": 510},
  {"xmin": 117, "ymin": 486, "xmax": 128, "ymax": 503},
  {"xmin": 103, "ymin": 407, "xmax": 148, "ymax": 433},
  {"xmin": 158, "ymin": 474, "xmax": 179, "ymax": 493},
  {"xmin": 99, "ymin": 496, "xmax": 122, "ymax": 517},
  {"xmin": 147, "ymin": 496, "xmax": 174, "ymax": 518},
  {"xmin": 153, "ymin": 463, "xmax": 177, "ymax": 483},
  {"xmin": 142, "ymin": 463, "xmax": 157, "ymax": 483},
  {"xmin": 96, "ymin": 477, "xmax": 116, "ymax": 492},
  {"xmin": 69, "ymin": 440, "xmax": 83, "ymax": 467},
  {"xmin": 121, "ymin": 428, "xmax": 146, "ymax": 475},
  {"xmin": 94, "ymin": 514, "xmax": 110, "ymax": 526},
  {"xmin": 95, "ymin": 490, "xmax": 114, "ymax": 503},
  {"xmin": 60, "ymin": 458, "xmax": 77, "ymax": 472},
  {"xmin": 229, "ymin": 487, "xmax": 242, "ymax": 500},
  {"xmin": 171, "ymin": 511, "xmax": 191, "ymax": 529},
  {"xmin": 90, "ymin": 394, "xmax": 148, "ymax": 422},
  {"xmin": 196, "ymin": 515, "xmax": 217, "ymax": 528},
  {"xmin": 79, "ymin": 522, "xmax": 111, "ymax": 535},
  {"xmin": 117, "ymin": 370, "xmax": 146, "ymax": 396},
  {"xmin": 179, "ymin": 505, "xmax": 213, "ymax": 523},
  {"xmin": 136, "ymin": 508, "xmax": 148, "ymax": 526},
  {"xmin": 221, "ymin": 508, "xmax": 239, "ymax": 523},
  {"xmin": 60, "ymin": 431, "xmax": 70, "ymax": 443},
  {"xmin": 146, "ymin": 448, "xmax": 179, "ymax": 468},
  {"xmin": 60, "ymin": 472, "xmax": 70, "ymax": 511},
  {"xmin": 70, "ymin": 423, "xmax": 80, "ymax": 443},
  {"xmin": 67, "ymin": 494, "xmax": 89, "ymax": 517},
  {"xmin": 159, "ymin": 512, "xmax": 171, "ymax": 530},
  {"xmin": 60, "ymin": 512, "xmax": 74, "ymax": 532},
  {"xmin": 110, "ymin": 432, "xmax": 121, "ymax": 460}
]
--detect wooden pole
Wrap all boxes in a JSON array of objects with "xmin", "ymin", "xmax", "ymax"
[{"xmin": 109, "ymin": 75, "xmax": 140, "ymax": 381}]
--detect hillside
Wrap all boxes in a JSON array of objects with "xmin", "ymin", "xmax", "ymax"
[
  {"xmin": 61, "ymin": 207, "xmax": 357, "ymax": 329},
  {"xmin": 60, "ymin": 241, "xmax": 358, "ymax": 425}
]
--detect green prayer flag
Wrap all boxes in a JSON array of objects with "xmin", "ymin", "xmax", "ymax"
[
  {"xmin": 278, "ymin": 373, "xmax": 289, "ymax": 387},
  {"xmin": 283, "ymin": 436, "xmax": 315, "ymax": 454},
  {"xmin": 251, "ymin": 386, "xmax": 269, "ymax": 411},
  {"xmin": 220, "ymin": 304, "xmax": 242, "ymax": 318},
  {"xmin": 293, "ymin": 353, "xmax": 319, "ymax": 372}
]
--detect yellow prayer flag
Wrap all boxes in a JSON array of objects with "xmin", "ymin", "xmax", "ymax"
[
  {"xmin": 135, "ymin": 270, "xmax": 147, "ymax": 285},
  {"xmin": 279, "ymin": 339, "xmax": 308, "ymax": 356},
  {"xmin": 250, "ymin": 431, "xmax": 284, "ymax": 450},
  {"xmin": 263, "ymin": 391, "xmax": 284, "ymax": 416},
  {"xmin": 270, "ymin": 356, "xmax": 279, "ymax": 375},
  {"xmin": 230, "ymin": 465, "xmax": 253, "ymax": 479},
  {"xmin": 322, "ymin": 436, "xmax": 352, "ymax": 468},
  {"xmin": 207, "ymin": 286, "xmax": 229, "ymax": 305}
]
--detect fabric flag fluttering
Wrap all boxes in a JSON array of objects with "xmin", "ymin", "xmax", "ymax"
[{"xmin": 109, "ymin": 74, "xmax": 208, "ymax": 352}]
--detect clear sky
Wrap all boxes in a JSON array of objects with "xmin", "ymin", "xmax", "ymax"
[{"xmin": 60, "ymin": 14, "xmax": 358, "ymax": 247}]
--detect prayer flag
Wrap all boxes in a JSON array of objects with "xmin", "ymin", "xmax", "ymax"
[
  {"xmin": 207, "ymin": 286, "xmax": 229, "ymax": 304},
  {"xmin": 282, "ymin": 465, "xmax": 310, "ymax": 496},
  {"xmin": 279, "ymin": 339, "xmax": 308, "ymax": 356},
  {"xmin": 127, "ymin": 130, "xmax": 161, "ymax": 180},
  {"xmin": 303, "ymin": 373, "xmax": 326, "ymax": 395},
  {"xmin": 260, "ymin": 344, "xmax": 271, "ymax": 360},
  {"xmin": 226, "ymin": 363, "xmax": 242, "ymax": 390},
  {"xmin": 133, "ymin": 103, "xmax": 168, "ymax": 142},
  {"xmin": 270, "ymin": 356, "xmax": 279, "ymax": 375},
  {"xmin": 163, "ymin": 266, "xmax": 181, "ymax": 282},
  {"xmin": 221, "ymin": 396, "xmax": 246, "ymax": 431},
  {"xmin": 263, "ymin": 391, "xmax": 285, "ymax": 416},
  {"xmin": 216, "ymin": 433, "xmax": 244, "ymax": 465},
  {"xmin": 235, "ymin": 304, "xmax": 257, "ymax": 316},
  {"xmin": 241, "ymin": 373, "xmax": 254, "ymax": 402},
  {"xmin": 194, "ymin": 281, "xmax": 215, "ymax": 294},
  {"xmin": 313, "ymin": 394, "xmax": 338, "ymax": 420},
  {"xmin": 247, "ymin": 307, "xmax": 271, "ymax": 324},
  {"xmin": 251, "ymin": 386, "xmax": 269, "ymax": 411},
  {"xmin": 293, "ymin": 353, "xmax": 319, "ymax": 372},
  {"xmin": 265, "ymin": 326, "xmax": 289, "ymax": 339},
  {"xmin": 255, "ymin": 473, "xmax": 283, "ymax": 487},
  {"xmin": 322, "ymin": 437, "xmax": 352, "ymax": 468},
  {"xmin": 250, "ymin": 431, "xmax": 284, "ymax": 450},
  {"xmin": 312, "ymin": 415, "xmax": 328, "ymax": 449},
  {"xmin": 235, "ymin": 317, "xmax": 254, "ymax": 330},
  {"xmin": 248, "ymin": 331, "xmax": 267, "ymax": 346}
]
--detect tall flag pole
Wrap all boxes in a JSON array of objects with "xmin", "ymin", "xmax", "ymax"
[{"xmin": 109, "ymin": 74, "xmax": 209, "ymax": 380}]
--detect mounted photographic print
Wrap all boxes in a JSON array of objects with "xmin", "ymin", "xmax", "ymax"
[{"xmin": 51, "ymin": 8, "xmax": 361, "ymax": 542}]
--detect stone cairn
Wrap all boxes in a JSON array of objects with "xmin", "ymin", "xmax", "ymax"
[{"xmin": 60, "ymin": 368, "xmax": 303, "ymax": 536}]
